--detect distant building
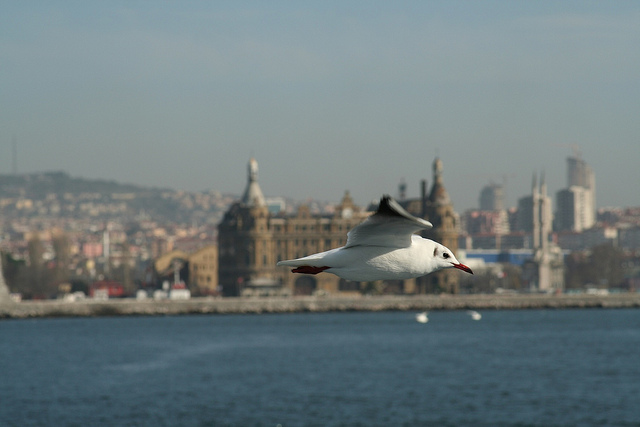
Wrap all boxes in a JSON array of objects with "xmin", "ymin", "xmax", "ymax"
[
  {"xmin": 89, "ymin": 280, "xmax": 124, "ymax": 299},
  {"xmin": 187, "ymin": 246, "xmax": 218, "ymax": 294},
  {"xmin": 461, "ymin": 249, "xmax": 534, "ymax": 267},
  {"xmin": 523, "ymin": 173, "xmax": 565, "ymax": 292},
  {"xmin": 567, "ymin": 155, "xmax": 595, "ymax": 190},
  {"xmin": 217, "ymin": 157, "xmax": 463, "ymax": 296},
  {"xmin": 556, "ymin": 227, "xmax": 617, "ymax": 251},
  {"xmin": 388, "ymin": 158, "xmax": 463, "ymax": 293},
  {"xmin": 464, "ymin": 210, "xmax": 510, "ymax": 235},
  {"xmin": 516, "ymin": 174, "xmax": 553, "ymax": 238},
  {"xmin": 217, "ymin": 158, "xmax": 281, "ymax": 296},
  {"xmin": 0, "ymin": 255, "xmax": 11, "ymax": 304},
  {"xmin": 416, "ymin": 158, "xmax": 462, "ymax": 294},
  {"xmin": 555, "ymin": 154, "xmax": 596, "ymax": 232},
  {"xmin": 620, "ymin": 226, "xmax": 640, "ymax": 250},
  {"xmin": 479, "ymin": 183, "xmax": 504, "ymax": 211},
  {"xmin": 81, "ymin": 241, "xmax": 103, "ymax": 258},
  {"xmin": 217, "ymin": 158, "xmax": 370, "ymax": 296},
  {"xmin": 151, "ymin": 245, "xmax": 218, "ymax": 295},
  {"xmin": 516, "ymin": 195, "xmax": 535, "ymax": 234},
  {"xmin": 556, "ymin": 186, "xmax": 595, "ymax": 232}
]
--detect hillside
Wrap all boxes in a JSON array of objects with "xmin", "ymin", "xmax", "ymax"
[
  {"xmin": 0, "ymin": 171, "xmax": 234, "ymax": 224},
  {"xmin": 0, "ymin": 171, "xmax": 168, "ymax": 199}
]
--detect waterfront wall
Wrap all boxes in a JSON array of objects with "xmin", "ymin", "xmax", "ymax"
[{"xmin": 1, "ymin": 293, "xmax": 640, "ymax": 319}]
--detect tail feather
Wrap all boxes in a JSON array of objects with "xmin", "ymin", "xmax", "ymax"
[{"xmin": 277, "ymin": 248, "xmax": 339, "ymax": 268}]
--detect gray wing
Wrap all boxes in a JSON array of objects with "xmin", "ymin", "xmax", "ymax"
[{"xmin": 344, "ymin": 195, "xmax": 433, "ymax": 249}]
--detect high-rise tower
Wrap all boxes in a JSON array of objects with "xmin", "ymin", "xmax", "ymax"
[
  {"xmin": 556, "ymin": 153, "xmax": 596, "ymax": 232},
  {"xmin": 479, "ymin": 183, "xmax": 504, "ymax": 211}
]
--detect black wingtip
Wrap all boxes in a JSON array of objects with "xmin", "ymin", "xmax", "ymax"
[
  {"xmin": 375, "ymin": 194, "xmax": 433, "ymax": 229},
  {"xmin": 376, "ymin": 194, "xmax": 408, "ymax": 218},
  {"xmin": 376, "ymin": 195, "xmax": 399, "ymax": 217}
]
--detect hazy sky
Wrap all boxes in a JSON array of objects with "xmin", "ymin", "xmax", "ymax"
[{"xmin": 2, "ymin": 1, "xmax": 639, "ymax": 212}]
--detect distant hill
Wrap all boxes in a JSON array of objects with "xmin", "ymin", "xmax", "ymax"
[
  {"xmin": 0, "ymin": 171, "xmax": 234, "ymax": 224},
  {"xmin": 0, "ymin": 171, "xmax": 170, "ymax": 199}
]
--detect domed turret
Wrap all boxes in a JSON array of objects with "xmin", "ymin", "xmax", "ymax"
[
  {"xmin": 241, "ymin": 158, "xmax": 266, "ymax": 207},
  {"xmin": 429, "ymin": 157, "xmax": 451, "ymax": 205}
]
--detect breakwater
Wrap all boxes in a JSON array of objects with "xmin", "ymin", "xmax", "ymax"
[{"xmin": 2, "ymin": 293, "xmax": 640, "ymax": 319}]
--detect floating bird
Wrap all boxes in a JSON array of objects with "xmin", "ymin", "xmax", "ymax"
[
  {"xmin": 277, "ymin": 195, "xmax": 473, "ymax": 282},
  {"xmin": 416, "ymin": 311, "xmax": 429, "ymax": 323},
  {"xmin": 467, "ymin": 310, "xmax": 482, "ymax": 321}
]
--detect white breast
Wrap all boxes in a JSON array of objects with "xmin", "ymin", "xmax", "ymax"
[{"xmin": 325, "ymin": 237, "xmax": 436, "ymax": 282}]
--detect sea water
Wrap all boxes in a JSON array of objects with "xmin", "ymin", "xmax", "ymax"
[{"xmin": 1, "ymin": 309, "xmax": 639, "ymax": 426}]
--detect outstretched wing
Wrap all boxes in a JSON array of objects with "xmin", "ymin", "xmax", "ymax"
[{"xmin": 344, "ymin": 195, "xmax": 432, "ymax": 249}]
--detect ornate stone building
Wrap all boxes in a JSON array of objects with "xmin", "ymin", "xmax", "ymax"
[
  {"xmin": 218, "ymin": 157, "xmax": 462, "ymax": 296},
  {"xmin": 399, "ymin": 158, "xmax": 462, "ymax": 294},
  {"xmin": 151, "ymin": 245, "xmax": 218, "ymax": 295},
  {"xmin": 218, "ymin": 158, "xmax": 277, "ymax": 296}
]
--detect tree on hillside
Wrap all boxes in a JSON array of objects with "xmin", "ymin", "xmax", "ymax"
[
  {"xmin": 52, "ymin": 232, "xmax": 71, "ymax": 286},
  {"xmin": 26, "ymin": 235, "xmax": 51, "ymax": 298},
  {"xmin": 585, "ymin": 244, "xmax": 626, "ymax": 288},
  {"xmin": 1, "ymin": 252, "xmax": 28, "ymax": 293},
  {"xmin": 112, "ymin": 242, "xmax": 135, "ymax": 295},
  {"xmin": 565, "ymin": 243, "xmax": 627, "ymax": 289}
]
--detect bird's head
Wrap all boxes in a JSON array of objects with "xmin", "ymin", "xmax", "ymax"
[{"xmin": 432, "ymin": 243, "xmax": 473, "ymax": 275}]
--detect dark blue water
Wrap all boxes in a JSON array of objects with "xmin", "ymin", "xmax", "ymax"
[{"xmin": 1, "ymin": 309, "xmax": 640, "ymax": 427}]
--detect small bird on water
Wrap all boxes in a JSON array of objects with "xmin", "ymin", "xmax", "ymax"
[{"xmin": 277, "ymin": 195, "xmax": 473, "ymax": 282}]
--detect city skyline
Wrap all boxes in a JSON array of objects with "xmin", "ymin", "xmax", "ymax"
[
  {"xmin": 2, "ymin": 1, "xmax": 639, "ymax": 212},
  {"xmin": 0, "ymin": 152, "xmax": 640, "ymax": 216}
]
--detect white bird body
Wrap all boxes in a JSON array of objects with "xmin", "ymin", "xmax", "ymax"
[
  {"xmin": 280, "ymin": 235, "xmax": 445, "ymax": 282},
  {"xmin": 277, "ymin": 195, "xmax": 473, "ymax": 281}
]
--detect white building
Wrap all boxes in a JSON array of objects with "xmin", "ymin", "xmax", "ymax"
[
  {"xmin": 556, "ymin": 186, "xmax": 596, "ymax": 232},
  {"xmin": 555, "ymin": 155, "xmax": 596, "ymax": 232}
]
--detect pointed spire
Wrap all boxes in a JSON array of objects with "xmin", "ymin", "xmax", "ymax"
[
  {"xmin": 241, "ymin": 158, "xmax": 266, "ymax": 207},
  {"xmin": 336, "ymin": 190, "xmax": 357, "ymax": 218},
  {"xmin": 429, "ymin": 157, "xmax": 450, "ymax": 205},
  {"xmin": 433, "ymin": 157, "xmax": 444, "ymax": 185}
]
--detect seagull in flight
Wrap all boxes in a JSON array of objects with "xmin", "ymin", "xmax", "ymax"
[{"xmin": 277, "ymin": 195, "xmax": 473, "ymax": 282}]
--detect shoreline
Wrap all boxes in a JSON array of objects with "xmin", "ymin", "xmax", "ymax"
[{"xmin": 2, "ymin": 293, "xmax": 640, "ymax": 319}]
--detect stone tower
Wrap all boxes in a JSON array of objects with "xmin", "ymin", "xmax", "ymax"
[
  {"xmin": 218, "ymin": 158, "xmax": 276, "ymax": 296},
  {"xmin": 526, "ymin": 172, "xmax": 565, "ymax": 292},
  {"xmin": 0, "ymin": 255, "xmax": 11, "ymax": 304},
  {"xmin": 419, "ymin": 157, "xmax": 461, "ymax": 294}
]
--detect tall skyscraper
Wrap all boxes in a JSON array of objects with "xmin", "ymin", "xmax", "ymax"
[
  {"xmin": 479, "ymin": 183, "xmax": 504, "ymax": 211},
  {"xmin": 556, "ymin": 154, "xmax": 596, "ymax": 232}
]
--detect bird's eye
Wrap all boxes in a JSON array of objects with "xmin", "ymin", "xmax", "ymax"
[{"xmin": 443, "ymin": 253, "xmax": 450, "ymax": 259}]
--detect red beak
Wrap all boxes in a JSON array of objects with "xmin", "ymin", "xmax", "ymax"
[{"xmin": 453, "ymin": 263, "xmax": 473, "ymax": 274}]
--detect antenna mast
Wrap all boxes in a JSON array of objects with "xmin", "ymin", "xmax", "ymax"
[{"xmin": 12, "ymin": 135, "xmax": 17, "ymax": 175}]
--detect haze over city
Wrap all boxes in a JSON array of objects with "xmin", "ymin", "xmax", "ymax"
[{"xmin": 2, "ymin": 1, "xmax": 639, "ymax": 212}]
